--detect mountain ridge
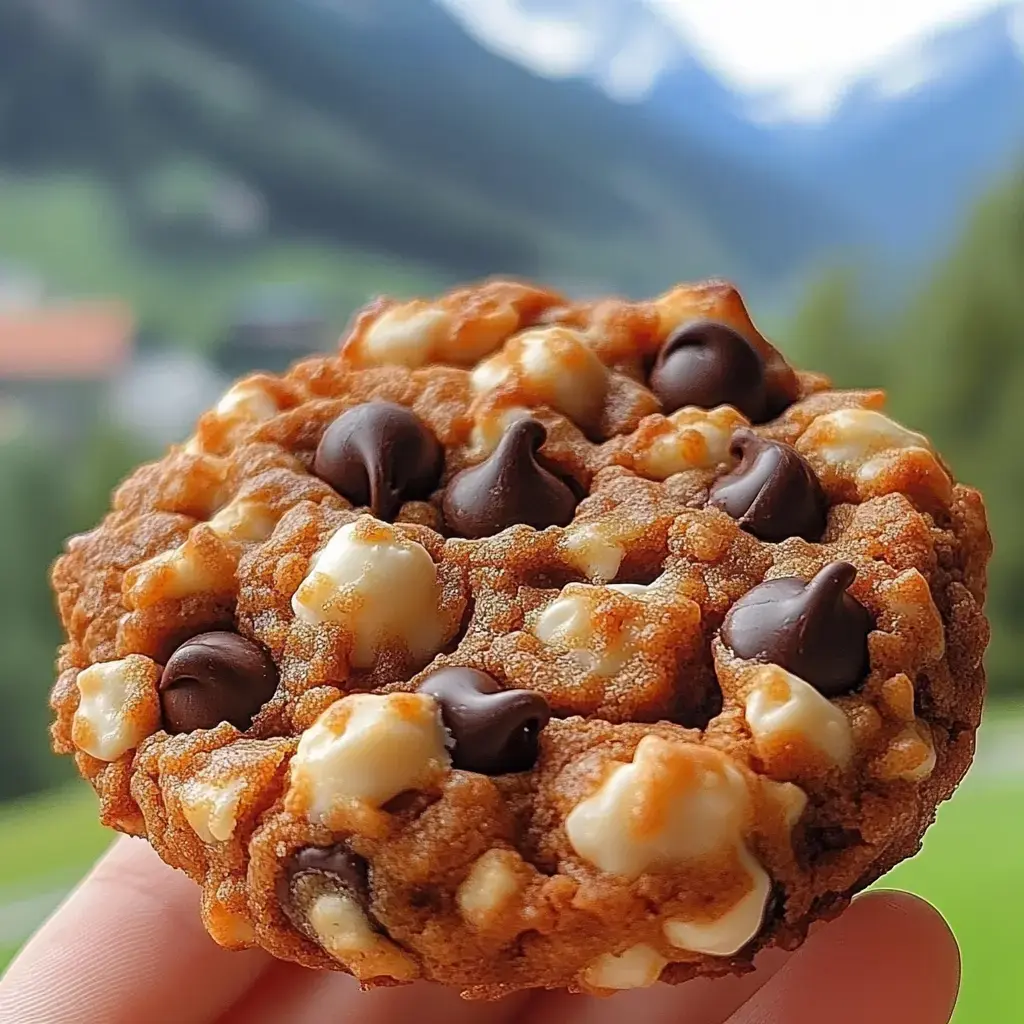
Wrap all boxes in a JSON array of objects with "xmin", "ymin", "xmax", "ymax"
[
  {"xmin": 446, "ymin": 0, "xmax": 1024, "ymax": 263},
  {"xmin": 0, "ymin": 0, "xmax": 855, "ymax": 301}
]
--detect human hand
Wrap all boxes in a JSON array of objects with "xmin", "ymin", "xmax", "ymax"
[{"xmin": 0, "ymin": 836, "xmax": 959, "ymax": 1024}]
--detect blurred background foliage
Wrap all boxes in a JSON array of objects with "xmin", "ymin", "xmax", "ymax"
[
  {"xmin": 786, "ymin": 173, "xmax": 1024, "ymax": 707},
  {"xmin": 0, "ymin": 4, "xmax": 1023, "ymax": 1013}
]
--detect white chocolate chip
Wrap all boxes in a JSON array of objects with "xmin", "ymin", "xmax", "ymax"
[
  {"xmin": 440, "ymin": 303, "xmax": 519, "ymax": 364},
  {"xmin": 195, "ymin": 382, "xmax": 284, "ymax": 453},
  {"xmin": 873, "ymin": 722, "xmax": 937, "ymax": 783},
  {"xmin": 744, "ymin": 665, "xmax": 854, "ymax": 772},
  {"xmin": 307, "ymin": 892, "xmax": 418, "ymax": 981},
  {"xmin": 472, "ymin": 327, "xmax": 608, "ymax": 427},
  {"xmin": 309, "ymin": 892, "xmax": 377, "ymax": 955},
  {"xmin": 352, "ymin": 296, "xmax": 520, "ymax": 368},
  {"xmin": 291, "ymin": 516, "xmax": 446, "ymax": 669},
  {"xmin": 207, "ymin": 499, "xmax": 278, "ymax": 543},
  {"xmin": 126, "ymin": 499, "xmax": 277, "ymax": 609},
  {"xmin": 797, "ymin": 409, "xmax": 950, "ymax": 497},
  {"xmin": 132, "ymin": 543, "xmax": 223, "ymax": 603},
  {"xmin": 516, "ymin": 328, "xmax": 607, "ymax": 424},
  {"xmin": 180, "ymin": 777, "xmax": 247, "ymax": 844},
  {"xmin": 185, "ymin": 384, "xmax": 279, "ymax": 453},
  {"xmin": 471, "ymin": 356, "xmax": 510, "ymax": 395},
  {"xmin": 72, "ymin": 656, "xmax": 161, "ymax": 762},
  {"xmin": 902, "ymin": 732, "xmax": 936, "ymax": 782},
  {"xmin": 215, "ymin": 381, "xmax": 279, "ymax": 422},
  {"xmin": 204, "ymin": 904, "xmax": 257, "ymax": 948},
  {"xmin": 288, "ymin": 692, "xmax": 451, "ymax": 820},
  {"xmin": 803, "ymin": 409, "xmax": 930, "ymax": 465},
  {"xmin": 565, "ymin": 737, "xmax": 756, "ymax": 879},
  {"xmin": 663, "ymin": 848, "xmax": 771, "ymax": 956},
  {"xmin": 469, "ymin": 404, "xmax": 532, "ymax": 455},
  {"xmin": 456, "ymin": 849, "xmax": 524, "ymax": 927},
  {"xmin": 583, "ymin": 944, "xmax": 668, "ymax": 990},
  {"xmin": 534, "ymin": 583, "xmax": 645, "ymax": 677},
  {"xmin": 361, "ymin": 305, "xmax": 453, "ymax": 368},
  {"xmin": 637, "ymin": 406, "xmax": 747, "ymax": 480},
  {"xmin": 567, "ymin": 739, "xmax": 771, "ymax": 955},
  {"xmin": 762, "ymin": 779, "xmax": 809, "ymax": 830},
  {"xmin": 561, "ymin": 521, "xmax": 626, "ymax": 582}
]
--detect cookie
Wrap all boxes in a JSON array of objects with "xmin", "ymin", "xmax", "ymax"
[{"xmin": 49, "ymin": 278, "xmax": 991, "ymax": 998}]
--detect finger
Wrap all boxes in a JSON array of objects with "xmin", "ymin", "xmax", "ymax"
[
  {"xmin": 218, "ymin": 960, "xmax": 533, "ymax": 1024},
  {"xmin": 727, "ymin": 891, "xmax": 960, "ymax": 1024},
  {"xmin": 223, "ymin": 890, "xmax": 957, "ymax": 1024},
  {"xmin": 525, "ymin": 889, "xmax": 957, "ymax": 1024},
  {"xmin": 526, "ymin": 944, "xmax": 793, "ymax": 1024},
  {"xmin": 0, "ymin": 836, "xmax": 270, "ymax": 1024}
]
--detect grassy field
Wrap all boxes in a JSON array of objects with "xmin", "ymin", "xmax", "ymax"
[
  {"xmin": 884, "ymin": 776, "xmax": 1021, "ymax": 1022},
  {"xmin": 0, "ymin": 725, "xmax": 1020, "ymax": 1021}
]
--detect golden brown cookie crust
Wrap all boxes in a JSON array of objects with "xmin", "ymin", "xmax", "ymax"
[{"xmin": 50, "ymin": 279, "xmax": 991, "ymax": 998}]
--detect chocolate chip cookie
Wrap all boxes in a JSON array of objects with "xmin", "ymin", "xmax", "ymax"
[{"xmin": 50, "ymin": 278, "xmax": 991, "ymax": 998}]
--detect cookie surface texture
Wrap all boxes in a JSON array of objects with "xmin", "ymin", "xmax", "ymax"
[{"xmin": 50, "ymin": 278, "xmax": 991, "ymax": 998}]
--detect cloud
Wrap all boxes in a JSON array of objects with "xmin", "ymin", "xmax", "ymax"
[{"xmin": 438, "ymin": 0, "xmax": 1018, "ymax": 118}]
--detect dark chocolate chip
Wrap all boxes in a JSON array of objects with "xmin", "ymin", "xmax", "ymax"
[
  {"xmin": 418, "ymin": 666, "xmax": 551, "ymax": 774},
  {"xmin": 709, "ymin": 429, "xmax": 827, "ymax": 542},
  {"xmin": 441, "ymin": 419, "xmax": 578, "ymax": 539},
  {"xmin": 809, "ymin": 825, "xmax": 863, "ymax": 853},
  {"xmin": 721, "ymin": 562, "xmax": 873, "ymax": 697},
  {"xmin": 277, "ymin": 845, "xmax": 373, "ymax": 931},
  {"xmin": 650, "ymin": 320, "xmax": 769, "ymax": 421},
  {"xmin": 313, "ymin": 401, "xmax": 443, "ymax": 521},
  {"xmin": 159, "ymin": 632, "xmax": 278, "ymax": 734}
]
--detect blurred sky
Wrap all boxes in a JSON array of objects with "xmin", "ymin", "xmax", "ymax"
[
  {"xmin": 442, "ymin": 0, "xmax": 1024, "ymax": 118},
  {"xmin": 664, "ymin": 1, "xmax": 1017, "ymax": 91}
]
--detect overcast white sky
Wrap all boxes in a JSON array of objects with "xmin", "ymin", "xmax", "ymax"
[
  {"xmin": 442, "ymin": 0, "xmax": 1022, "ymax": 118},
  {"xmin": 658, "ymin": 0, "xmax": 1014, "ymax": 91}
]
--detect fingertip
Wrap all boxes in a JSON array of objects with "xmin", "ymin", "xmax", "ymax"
[
  {"xmin": 864, "ymin": 888, "xmax": 957, "ymax": 939},
  {"xmin": 0, "ymin": 835, "xmax": 269, "ymax": 1024},
  {"xmin": 844, "ymin": 889, "xmax": 961, "ymax": 991},
  {"xmin": 729, "ymin": 888, "xmax": 961, "ymax": 1024}
]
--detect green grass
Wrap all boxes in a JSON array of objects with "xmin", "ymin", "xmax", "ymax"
[
  {"xmin": 882, "ymin": 777, "xmax": 1021, "ymax": 1023},
  {"xmin": 0, "ymin": 730, "xmax": 1020, "ymax": 1021},
  {"xmin": 0, "ymin": 783, "xmax": 112, "ymax": 890},
  {"xmin": 0, "ymin": 782, "xmax": 113, "ymax": 969}
]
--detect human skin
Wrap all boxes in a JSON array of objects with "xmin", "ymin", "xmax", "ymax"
[{"xmin": 0, "ymin": 836, "xmax": 960, "ymax": 1024}]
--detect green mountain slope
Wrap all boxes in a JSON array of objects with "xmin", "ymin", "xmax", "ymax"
[{"xmin": 0, "ymin": 0, "xmax": 853, "ymax": 296}]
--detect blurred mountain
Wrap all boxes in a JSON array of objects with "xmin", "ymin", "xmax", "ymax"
[
  {"xmin": 472, "ymin": 1, "xmax": 1024, "ymax": 264},
  {"xmin": 12, "ymin": 0, "xmax": 1017, "ymax": 307},
  {"xmin": 0, "ymin": 0, "xmax": 854, "ymax": 301},
  {"xmin": 651, "ymin": 5, "xmax": 1024, "ymax": 257},
  {"xmin": 769, "ymin": 6, "xmax": 1024, "ymax": 257}
]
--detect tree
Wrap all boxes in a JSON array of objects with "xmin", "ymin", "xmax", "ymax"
[
  {"xmin": 0, "ymin": 416, "xmax": 147, "ymax": 801},
  {"xmin": 788, "ymin": 170, "xmax": 1024, "ymax": 696}
]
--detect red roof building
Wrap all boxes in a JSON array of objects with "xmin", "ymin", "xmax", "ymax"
[{"xmin": 0, "ymin": 302, "xmax": 135, "ymax": 380}]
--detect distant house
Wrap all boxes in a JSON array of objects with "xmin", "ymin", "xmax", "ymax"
[{"xmin": 0, "ymin": 302, "xmax": 136, "ymax": 436}]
